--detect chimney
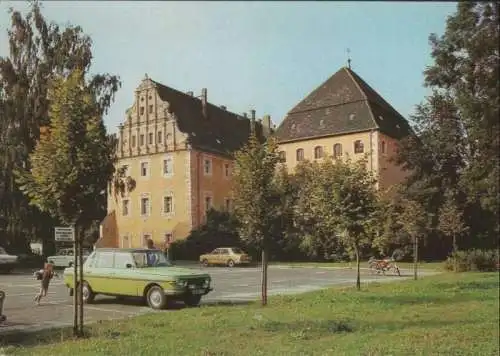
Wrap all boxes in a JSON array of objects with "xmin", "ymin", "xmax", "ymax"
[
  {"xmin": 220, "ymin": 105, "xmax": 226, "ymax": 110},
  {"xmin": 187, "ymin": 91, "xmax": 193, "ymax": 97},
  {"xmin": 201, "ymin": 88, "xmax": 207, "ymax": 118},
  {"xmin": 263, "ymin": 114, "xmax": 272, "ymax": 137}
]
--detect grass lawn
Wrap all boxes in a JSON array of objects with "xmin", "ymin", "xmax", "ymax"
[
  {"xmin": 271, "ymin": 260, "xmax": 445, "ymax": 271},
  {"xmin": 1, "ymin": 272, "xmax": 498, "ymax": 356}
]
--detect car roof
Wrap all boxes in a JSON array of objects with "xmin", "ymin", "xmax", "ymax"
[{"xmin": 94, "ymin": 248, "xmax": 158, "ymax": 253}]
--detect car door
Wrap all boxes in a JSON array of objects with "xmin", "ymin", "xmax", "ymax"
[
  {"xmin": 113, "ymin": 252, "xmax": 139, "ymax": 296},
  {"xmin": 219, "ymin": 248, "xmax": 230, "ymax": 265},
  {"xmin": 208, "ymin": 249, "xmax": 220, "ymax": 265},
  {"xmin": 88, "ymin": 251, "xmax": 115, "ymax": 294},
  {"xmin": 65, "ymin": 249, "xmax": 75, "ymax": 267}
]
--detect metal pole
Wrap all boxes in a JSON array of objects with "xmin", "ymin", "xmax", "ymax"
[
  {"xmin": 78, "ymin": 227, "xmax": 84, "ymax": 336},
  {"xmin": 73, "ymin": 225, "xmax": 78, "ymax": 337}
]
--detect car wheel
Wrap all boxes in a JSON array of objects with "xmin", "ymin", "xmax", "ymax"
[
  {"xmin": 227, "ymin": 259, "xmax": 235, "ymax": 268},
  {"xmin": 184, "ymin": 294, "xmax": 202, "ymax": 307},
  {"xmin": 146, "ymin": 285, "xmax": 167, "ymax": 310},
  {"xmin": 81, "ymin": 281, "xmax": 95, "ymax": 303},
  {"xmin": 202, "ymin": 259, "xmax": 209, "ymax": 267}
]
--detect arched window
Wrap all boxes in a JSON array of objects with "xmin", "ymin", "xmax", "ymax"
[
  {"xmin": 354, "ymin": 140, "xmax": 364, "ymax": 154},
  {"xmin": 333, "ymin": 143, "xmax": 343, "ymax": 158},
  {"xmin": 296, "ymin": 148, "xmax": 304, "ymax": 162},
  {"xmin": 279, "ymin": 151, "xmax": 286, "ymax": 162},
  {"xmin": 314, "ymin": 146, "xmax": 323, "ymax": 159},
  {"xmin": 381, "ymin": 141, "xmax": 386, "ymax": 154}
]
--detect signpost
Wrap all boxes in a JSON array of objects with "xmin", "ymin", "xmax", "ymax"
[{"xmin": 54, "ymin": 226, "xmax": 81, "ymax": 336}]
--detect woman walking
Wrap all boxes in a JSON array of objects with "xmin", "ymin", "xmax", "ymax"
[{"xmin": 34, "ymin": 263, "xmax": 55, "ymax": 305}]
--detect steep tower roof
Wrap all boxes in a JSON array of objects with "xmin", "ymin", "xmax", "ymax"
[{"xmin": 275, "ymin": 67, "xmax": 412, "ymax": 143}]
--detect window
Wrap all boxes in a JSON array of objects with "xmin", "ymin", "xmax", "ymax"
[
  {"xmin": 140, "ymin": 107, "xmax": 145, "ymax": 115},
  {"xmin": 120, "ymin": 235, "xmax": 130, "ymax": 249},
  {"xmin": 149, "ymin": 105, "xmax": 153, "ymax": 114},
  {"xmin": 205, "ymin": 195, "xmax": 213, "ymax": 212},
  {"xmin": 354, "ymin": 140, "xmax": 364, "ymax": 154},
  {"xmin": 114, "ymin": 252, "xmax": 134, "ymax": 269},
  {"xmin": 163, "ymin": 196, "xmax": 173, "ymax": 214},
  {"xmin": 141, "ymin": 196, "xmax": 150, "ymax": 216},
  {"xmin": 157, "ymin": 131, "xmax": 163, "ymax": 144},
  {"xmin": 139, "ymin": 134, "xmax": 145, "ymax": 146},
  {"xmin": 203, "ymin": 158, "xmax": 212, "ymax": 175},
  {"xmin": 333, "ymin": 143, "xmax": 343, "ymax": 158},
  {"xmin": 314, "ymin": 146, "xmax": 323, "ymax": 159},
  {"xmin": 131, "ymin": 135, "xmax": 136, "ymax": 147},
  {"xmin": 122, "ymin": 199, "xmax": 130, "ymax": 216},
  {"xmin": 95, "ymin": 252, "xmax": 114, "ymax": 268},
  {"xmin": 381, "ymin": 141, "xmax": 386, "ymax": 154},
  {"xmin": 224, "ymin": 198, "xmax": 232, "ymax": 211},
  {"xmin": 279, "ymin": 151, "xmax": 286, "ymax": 162},
  {"xmin": 143, "ymin": 234, "xmax": 152, "ymax": 248},
  {"xmin": 163, "ymin": 157, "xmax": 173, "ymax": 176},
  {"xmin": 296, "ymin": 148, "xmax": 304, "ymax": 162},
  {"xmin": 224, "ymin": 163, "xmax": 230, "ymax": 178},
  {"xmin": 140, "ymin": 162, "xmax": 149, "ymax": 177},
  {"xmin": 148, "ymin": 132, "xmax": 153, "ymax": 145}
]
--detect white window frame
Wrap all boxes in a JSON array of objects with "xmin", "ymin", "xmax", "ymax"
[
  {"xmin": 162, "ymin": 155, "xmax": 174, "ymax": 177},
  {"xmin": 139, "ymin": 193, "xmax": 151, "ymax": 217},
  {"xmin": 162, "ymin": 193, "xmax": 175, "ymax": 217},
  {"xmin": 121, "ymin": 198, "xmax": 130, "ymax": 217},
  {"xmin": 204, "ymin": 192, "xmax": 213, "ymax": 212},
  {"xmin": 139, "ymin": 159, "xmax": 151, "ymax": 179},
  {"xmin": 203, "ymin": 156, "xmax": 213, "ymax": 176},
  {"xmin": 223, "ymin": 163, "xmax": 231, "ymax": 179}
]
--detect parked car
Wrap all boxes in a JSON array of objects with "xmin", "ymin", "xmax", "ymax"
[
  {"xmin": 199, "ymin": 247, "xmax": 252, "ymax": 267},
  {"xmin": 47, "ymin": 248, "xmax": 91, "ymax": 268},
  {"xmin": 63, "ymin": 248, "xmax": 212, "ymax": 309},
  {"xmin": 0, "ymin": 247, "xmax": 18, "ymax": 273}
]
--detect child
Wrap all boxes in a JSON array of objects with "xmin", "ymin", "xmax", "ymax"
[{"xmin": 34, "ymin": 263, "xmax": 54, "ymax": 305}]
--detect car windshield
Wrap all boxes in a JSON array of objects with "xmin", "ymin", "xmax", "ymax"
[
  {"xmin": 231, "ymin": 248, "xmax": 244, "ymax": 254},
  {"xmin": 132, "ymin": 250, "xmax": 171, "ymax": 268}
]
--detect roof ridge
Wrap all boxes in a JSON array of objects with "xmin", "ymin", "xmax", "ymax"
[
  {"xmin": 344, "ymin": 68, "xmax": 379, "ymax": 128},
  {"xmin": 284, "ymin": 98, "xmax": 366, "ymax": 115}
]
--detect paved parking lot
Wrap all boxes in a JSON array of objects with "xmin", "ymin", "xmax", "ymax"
[{"xmin": 0, "ymin": 265, "xmax": 436, "ymax": 334}]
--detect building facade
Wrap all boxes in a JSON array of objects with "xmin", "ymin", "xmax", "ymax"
[
  {"xmin": 275, "ymin": 66, "xmax": 412, "ymax": 193},
  {"xmin": 97, "ymin": 75, "xmax": 271, "ymax": 249}
]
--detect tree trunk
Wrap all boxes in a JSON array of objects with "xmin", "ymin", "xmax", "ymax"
[
  {"xmin": 73, "ymin": 227, "xmax": 79, "ymax": 337},
  {"xmin": 261, "ymin": 245, "xmax": 268, "ymax": 306},
  {"xmin": 413, "ymin": 235, "xmax": 418, "ymax": 281},
  {"xmin": 78, "ymin": 227, "xmax": 84, "ymax": 336},
  {"xmin": 452, "ymin": 233, "xmax": 458, "ymax": 272},
  {"xmin": 354, "ymin": 245, "xmax": 361, "ymax": 290}
]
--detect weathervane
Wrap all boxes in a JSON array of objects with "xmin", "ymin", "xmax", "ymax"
[{"xmin": 346, "ymin": 48, "xmax": 352, "ymax": 69}]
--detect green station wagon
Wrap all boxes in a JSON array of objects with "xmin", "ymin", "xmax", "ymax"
[{"xmin": 63, "ymin": 248, "xmax": 213, "ymax": 309}]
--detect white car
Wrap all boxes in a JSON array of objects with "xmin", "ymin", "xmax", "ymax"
[
  {"xmin": 47, "ymin": 248, "xmax": 90, "ymax": 268},
  {"xmin": 0, "ymin": 247, "xmax": 18, "ymax": 273}
]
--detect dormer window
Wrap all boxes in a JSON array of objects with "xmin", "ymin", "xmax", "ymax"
[
  {"xmin": 140, "ymin": 107, "xmax": 145, "ymax": 115},
  {"xmin": 296, "ymin": 148, "xmax": 304, "ymax": 162},
  {"xmin": 131, "ymin": 135, "xmax": 136, "ymax": 147},
  {"xmin": 157, "ymin": 131, "xmax": 163, "ymax": 144},
  {"xmin": 148, "ymin": 132, "xmax": 153, "ymax": 145},
  {"xmin": 139, "ymin": 134, "xmax": 145, "ymax": 146},
  {"xmin": 314, "ymin": 146, "xmax": 323, "ymax": 159},
  {"xmin": 354, "ymin": 140, "xmax": 364, "ymax": 154},
  {"xmin": 349, "ymin": 113, "xmax": 356, "ymax": 121},
  {"xmin": 149, "ymin": 105, "xmax": 153, "ymax": 114}
]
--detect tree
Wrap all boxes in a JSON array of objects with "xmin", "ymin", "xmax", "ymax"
[
  {"xmin": 395, "ymin": 2, "xmax": 499, "ymax": 256},
  {"xmin": 329, "ymin": 157, "xmax": 378, "ymax": 290},
  {"xmin": 398, "ymin": 197, "xmax": 432, "ymax": 280},
  {"xmin": 0, "ymin": 1, "xmax": 121, "ymax": 254},
  {"xmin": 232, "ymin": 133, "xmax": 281, "ymax": 306},
  {"xmin": 15, "ymin": 69, "xmax": 117, "ymax": 336}
]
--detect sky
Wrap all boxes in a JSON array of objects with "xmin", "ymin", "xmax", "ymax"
[{"xmin": 0, "ymin": 1, "xmax": 457, "ymax": 134}]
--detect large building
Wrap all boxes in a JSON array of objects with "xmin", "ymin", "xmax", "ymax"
[
  {"xmin": 97, "ymin": 75, "xmax": 271, "ymax": 249},
  {"xmin": 275, "ymin": 66, "xmax": 412, "ymax": 192}
]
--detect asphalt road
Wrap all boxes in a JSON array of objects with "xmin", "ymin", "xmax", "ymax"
[{"xmin": 0, "ymin": 265, "xmax": 437, "ymax": 334}]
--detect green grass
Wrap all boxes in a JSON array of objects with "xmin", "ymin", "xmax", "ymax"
[
  {"xmin": 1, "ymin": 273, "xmax": 498, "ymax": 356},
  {"xmin": 271, "ymin": 260, "xmax": 445, "ymax": 271}
]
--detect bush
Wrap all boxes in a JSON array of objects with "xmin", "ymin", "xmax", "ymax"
[{"xmin": 444, "ymin": 249, "xmax": 499, "ymax": 272}]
